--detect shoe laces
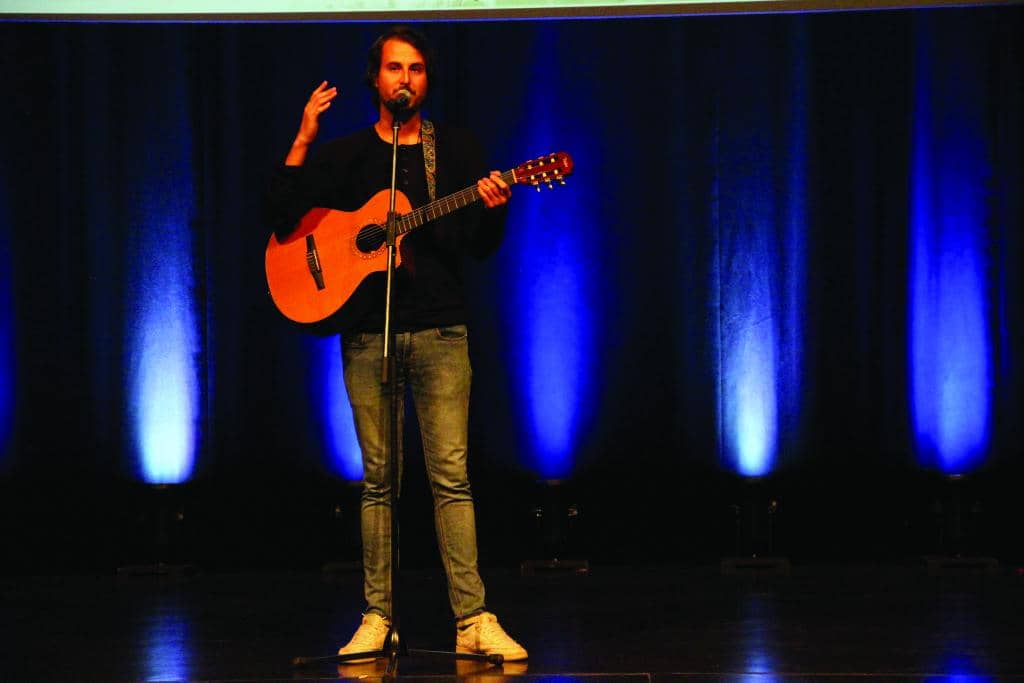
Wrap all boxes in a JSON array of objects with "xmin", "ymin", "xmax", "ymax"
[
  {"xmin": 476, "ymin": 613, "xmax": 516, "ymax": 644},
  {"xmin": 351, "ymin": 616, "xmax": 389, "ymax": 647}
]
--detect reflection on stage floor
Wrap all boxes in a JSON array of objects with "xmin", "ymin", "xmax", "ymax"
[{"xmin": 3, "ymin": 564, "xmax": 1023, "ymax": 681}]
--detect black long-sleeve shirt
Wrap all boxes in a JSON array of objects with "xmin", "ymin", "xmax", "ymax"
[{"xmin": 266, "ymin": 124, "xmax": 507, "ymax": 333}]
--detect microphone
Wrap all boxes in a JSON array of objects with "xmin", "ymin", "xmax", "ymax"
[{"xmin": 386, "ymin": 89, "xmax": 413, "ymax": 114}]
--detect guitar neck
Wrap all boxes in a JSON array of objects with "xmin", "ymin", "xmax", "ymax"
[{"xmin": 397, "ymin": 169, "xmax": 516, "ymax": 235}]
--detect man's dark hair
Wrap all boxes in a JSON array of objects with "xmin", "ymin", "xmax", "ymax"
[{"xmin": 364, "ymin": 25, "xmax": 436, "ymax": 107}]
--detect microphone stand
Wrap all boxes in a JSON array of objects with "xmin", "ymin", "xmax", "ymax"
[{"xmin": 292, "ymin": 104, "xmax": 503, "ymax": 676}]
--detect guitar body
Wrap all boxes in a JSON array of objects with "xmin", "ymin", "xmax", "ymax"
[
  {"xmin": 265, "ymin": 189, "xmax": 412, "ymax": 327},
  {"xmin": 265, "ymin": 151, "xmax": 573, "ymax": 330}
]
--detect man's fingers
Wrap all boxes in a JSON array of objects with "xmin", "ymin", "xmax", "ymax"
[
  {"xmin": 489, "ymin": 171, "xmax": 510, "ymax": 193},
  {"xmin": 486, "ymin": 172, "xmax": 511, "ymax": 197},
  {"xmin": 306, "ymin": 86, "xmax": 338, "ymax": 119},
  {"xmin": 478, "ymin": 175, "xmax": 511, "ymax": 208},
  {"xmin": 310, "ymin": 95, "xmax": 334, "ymax": 111},
  {"xmin": 312, "ymin": 89, "xmax": 337, "ymax": 104},
  {"xmin": 309, "ymin": 83, "xmax": 338, "ymax": 106}
]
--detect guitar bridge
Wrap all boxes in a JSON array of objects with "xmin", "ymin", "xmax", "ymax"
[{"xmin": 305, "ymin": 235, "xmax": 325, "ymax": 290}]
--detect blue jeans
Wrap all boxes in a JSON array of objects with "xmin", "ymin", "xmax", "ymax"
[{"xmin": 342, "ymin": 324, "xmax": 486, "ymax": 620}]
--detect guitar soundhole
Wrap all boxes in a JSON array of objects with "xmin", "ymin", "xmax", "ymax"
[{"xmin": 356, "ymin": 224, "xmax": 386, "ymax": 254}]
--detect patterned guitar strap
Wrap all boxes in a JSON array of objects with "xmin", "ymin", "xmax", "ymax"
[{"xmin": 421, "ymin": 119, "xmax": 436, "ymax": 202}]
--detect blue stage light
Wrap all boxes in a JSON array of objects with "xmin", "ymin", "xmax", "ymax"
[
  {"xmin": 127, "ymin": 220, "xmax": 200, "ymax": 485},
  {"xmin": 717, "ymin": 22, "xmax": 807, "ymax": 478},
  {"xmin": 729, "ymin": 325, "xmax": 779, "ymax": 477},
  {"xmin": 498, "ymin": 25, "xmax": 596, "ymax": 480},
  {"xmin": 307, "ymin": 335, "xmax": 362, "ymax": 480},
  {"xmin": 909, "ymin": 20, "xmax": 992, "ymax": 474},
  {"xmin": 519, "ymin": 229, "xmax": 592, "ymax": 478},
  {"xmin": 124, "ymin": 69, "xmax": 199, "ymax": 485},
  {"xmin": 0, "ymin": 180, "xmax": 13, "ymax": 459},
  {"xmin": 719, "ymin": 237, "xmax": 780, "ymax": 478},
  {"xmin": 503, "ymin": 193, "xmax": 594, "ymax": 478}
]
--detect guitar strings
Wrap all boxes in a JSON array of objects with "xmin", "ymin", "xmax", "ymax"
[
  {"xmin": 363, "ymin": 169, "xmax": 516, "ymax": 245},
  {"xmin": 402, "ymin": 169, "xmax": 516, "ymax": 232}
]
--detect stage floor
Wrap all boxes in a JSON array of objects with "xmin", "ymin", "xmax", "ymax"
[{"xmin": 3, "ymin": 563, "xmax": 1023, "ymax": 681}]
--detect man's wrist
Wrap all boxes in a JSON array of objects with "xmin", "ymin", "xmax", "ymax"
[{"xmin": 285, "ymin": 139, "xmax": 310, "ymax": 166}]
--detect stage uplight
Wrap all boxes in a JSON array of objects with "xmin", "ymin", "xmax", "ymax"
[
  {"xmin": 909, "ymin": 17, "xmax": 992, "ymax": 474},
  {"xmin": 502, "ymin": 26, "xmax": 596, "ymax": 480},
  {"xmin": 126, "ymin": 201, "xmax": 199, "ymax": 485},
  {"xmin": 124, "ymin": 51, "xmax": 199, "ymax": 485},
  {"xmin": 517, "ymin": 242, "xmax": 593, "ymax": 479},
  {"xmin": 728, "ymin": 326, "xmax": 779, "ymax": 477},
  {"xmin": 521, "ymin": 478, "xmax": 588, "ymax": 576},
  {"xmin": 129, "ymin": 282, "xmax": 199, "ymax": 485},
  {"xmin": 716, "ymin": 228, "xmax": 784, "ymax": 477},
  {"xmin": 716, "ymin": 20, "xmax": 808, "ymax": 478},
  {"xmin": 307, "ymin": 335, "xmax": 362, "ymax": 480}
]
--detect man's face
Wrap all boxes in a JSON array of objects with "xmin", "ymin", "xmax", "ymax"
[{"xmin": 376, "ymin": 38, "xmax": 428, "ymax": 111}]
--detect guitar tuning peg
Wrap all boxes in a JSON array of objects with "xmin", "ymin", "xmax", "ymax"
[
  {"xmin": 559, "ymin": 179, "xmax": 566, "ymax": 185},
  {"xmin": 535, "ymin": 185, "xmax": 542, "ymax": 193}
]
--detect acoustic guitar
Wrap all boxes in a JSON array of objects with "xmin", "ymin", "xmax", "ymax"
[{"xmin": 265, "ymin": 151, "xmax": 573, "ymax": 328}]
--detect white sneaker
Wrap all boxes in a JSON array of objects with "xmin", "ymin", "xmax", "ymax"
[
  {"xmin": 455, "ymin": 611, "xmax": 528, "ymax": 661},
  {"xmin": 337, "ymin": 613, "xmax": 390, "ymax": 663}
]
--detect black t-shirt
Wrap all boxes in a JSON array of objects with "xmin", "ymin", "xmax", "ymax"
[{"xmin": 266, "ymin": 124, "xmax": 507, "ymax": 333}]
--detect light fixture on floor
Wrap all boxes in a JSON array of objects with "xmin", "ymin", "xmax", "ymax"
[
  {"xmin": 520, "ymin": 478, "xmax": 588, "ymax": 576},
  {"xmin": 721, "ymin": 475, "xmax": 790, "ymax": 576},
  {"xmin": 924, "ymin": 473, "xmax": 998, "ymax": 575},
  {"xmin": 117, "ymin": 482, "xmax": 194, "ymax": 576}
]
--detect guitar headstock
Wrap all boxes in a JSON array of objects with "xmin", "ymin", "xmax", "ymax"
[{"xmin": 513, "ymin": 151, "xmax": 574, "ymax": 192}]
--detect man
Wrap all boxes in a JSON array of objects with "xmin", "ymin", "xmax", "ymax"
[{"xmin": 265, "ymin": 26, "xmax": 528, "ymax": 662}]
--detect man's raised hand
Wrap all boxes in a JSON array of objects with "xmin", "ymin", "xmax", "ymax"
[
  {"xmin": 286, "ymin": 81, "xmax": 338, "ymax": 166},
  {"xmin": 297, "ymin": 80, "xmax": 338, "ymax": 146}
]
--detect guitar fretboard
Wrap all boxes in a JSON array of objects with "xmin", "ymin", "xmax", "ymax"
[{"xmin": 397, "ymin": 169, "xmax": 516, "ymax": 235}]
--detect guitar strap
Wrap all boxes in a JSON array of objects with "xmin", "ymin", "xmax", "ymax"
[{"xmin": 421, "ymin": 119, "xmax": 436, "ymax": 202}]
